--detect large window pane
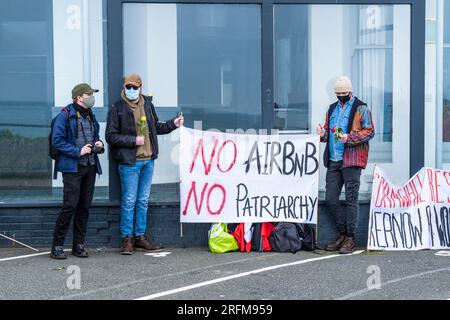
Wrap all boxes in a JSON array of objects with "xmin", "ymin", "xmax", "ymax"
[
  {"xmin": 0, "ymin": 0, "xmax": 54, "ymax": 201},
  {"xmin": 442, "ymin": 1, "xmax": 450, "ymax": 163},
  {"xmin": 274, "ymin": 6, "xmax": 309, "ymax": 132},
  {"xmin": 444, "ymin": 0, "xmax": 450, "ymax": 44},
  {"xmin": 275, "ymin": 4, "xmax": 410, "ymax": 199},
  {"xmin": 355, "ymin": 5, "xmax": 393, "ymax": 147},
  {"xmin": 52, "ymin": 0, "xmax": 108, "ymax": 200},
  {"xmin": 123, "ymin": 4, "xmax": 262, "ymax": 186},
  {"xmin": 0, "ymin": 0, "xmax": 107, "ymax": 202},
  {"xmin": 443, "ymin": 49, "xmax": 450, "ymax": 143}
]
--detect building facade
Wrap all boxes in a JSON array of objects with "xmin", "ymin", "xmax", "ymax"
[{"xmin": 0, "ymin": 0, "xmax": 444, "ymax": 248}]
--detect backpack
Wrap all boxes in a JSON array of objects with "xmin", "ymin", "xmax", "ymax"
[
  {"xmin": 49, "ymin": 108, "xmax": 70, "ymax": 159},
  {"xmin": 296, "ymin": 224, "xmax": 316, "ymax": 251},
  {"xmin": 269, "ymin": 222, "xmax": 303, "ymax": 254},
  {"xmin": 48, "ymin": 108, "xmax": 70, "ymax": 178},
  {"xmin": 251, "ymin": 223, "xmax": 275, "ymax": 252}
]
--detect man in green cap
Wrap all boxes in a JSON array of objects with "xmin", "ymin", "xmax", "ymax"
[{"xmin": 50, "ymin": 83, "xmax": 104, "ymax": 259}]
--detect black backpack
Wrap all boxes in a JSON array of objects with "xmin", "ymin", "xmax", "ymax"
[
  {"xmin": 269, "ymin": 223, "xmax": 303, "ymax": 254},
  {"xmin": 296, "ymin": 224, "xmax": 316, "ymax": 251},
  {"xmin": 48, "ymin": 108, "xmax": 70, "ymax": 178},
  {"xmin": 251, "ymin": 223, "xmax": 262, "ymax": 251}
]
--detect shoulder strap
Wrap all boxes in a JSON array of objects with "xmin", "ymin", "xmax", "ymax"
[
  {"xmin": 53, "ymin": 108, "xmax": 70, "ymax": 180},
  {"xmin": 61, "ymin": 107, "xmax": 70, "ymax": 137}
]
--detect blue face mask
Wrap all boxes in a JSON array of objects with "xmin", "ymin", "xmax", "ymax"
[{"xmin": 125, "ymin": 88, "xmax": 140, "ymax": 101}]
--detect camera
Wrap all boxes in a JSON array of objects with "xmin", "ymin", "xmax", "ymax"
[{"xmin": 91, "ymin": 144, "xmax": 104, "ymax": 155}]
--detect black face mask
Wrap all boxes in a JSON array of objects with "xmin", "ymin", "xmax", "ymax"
[{"xmin": 337, "ymin": 95, "xmax": 351, "ymax": 104}]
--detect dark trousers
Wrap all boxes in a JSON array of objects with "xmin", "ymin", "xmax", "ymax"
[
  {"xmin": 325, "ymin": 160, "xmax": 361, "ymax": 238},
  {"xmin": 53, "ymin": 165, "xmax": 96, "ymax": 247}
]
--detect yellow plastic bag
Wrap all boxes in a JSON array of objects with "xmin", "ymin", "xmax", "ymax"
[{"xmin": 208, "ymin": 223, "xmax": 239, "ymax": 253}]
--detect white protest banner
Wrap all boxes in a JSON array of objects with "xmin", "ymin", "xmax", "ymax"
[
  {"xmin": 179, "ymin": 127, "xmax": 319, "ymax": 223},
  {"xmin": 368, "ymin": 166, "xmax": 450, "ymax": 250}
]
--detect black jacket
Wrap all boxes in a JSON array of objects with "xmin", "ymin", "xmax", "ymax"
[{"xmin": 106, "ymin": 96, "xmax": 177, "ymax": 164}]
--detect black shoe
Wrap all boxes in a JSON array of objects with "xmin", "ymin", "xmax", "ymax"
[
  {"xmin": 50, "ymin": 246, "xmax": 67, "ymax": 260},
  {"xmin": 72, "ymin": 244, "xmax": 89, "ymax": 258}
]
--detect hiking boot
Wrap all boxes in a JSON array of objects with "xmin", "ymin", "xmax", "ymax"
[
  {"xmin": 134, "ymin": 236, "xmax": 161, "ymax": 251},
  {"xmin": 50, "ymin": 246, "xmax": 67, "ymax": 260},
  {"xmin": 325, "ymin": 235, "xmax": 347, "ymax": 251},
  {"xmin": 339, "ymin": 237, "xmax": 356, "ymax": 254},
  {"xmin": 72, "ymin": 244, "xmax": 88, "ymax": 258},
  {"xmin": 120, "ymin": 236, "xmax": 134, "ymax": 255}
]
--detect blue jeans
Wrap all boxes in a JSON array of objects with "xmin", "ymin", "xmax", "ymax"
[{"xmin": 119, "ymin": 160, "xmax": 154, "ymax": 238}]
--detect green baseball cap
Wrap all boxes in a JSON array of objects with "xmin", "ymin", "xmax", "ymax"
[{"xmin": 72, "ymin": 83, "xmax": 99, "ymax": 98}]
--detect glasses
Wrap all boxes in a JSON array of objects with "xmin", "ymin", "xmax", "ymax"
[{"xmin": 125, "ymin": 84, "xmax": 140, "ymax": 90}]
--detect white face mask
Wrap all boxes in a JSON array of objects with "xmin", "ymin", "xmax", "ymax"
[{"xmin": 125, "ymin": 88, "xmax": 140, "ymax": 100}]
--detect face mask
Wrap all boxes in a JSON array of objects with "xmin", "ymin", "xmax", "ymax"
[
  {"xmin": 83, "ymin": 96, "xmax": 95, "ymax": 108},
  {"xmin": 125, "ymin": 88, "xmax": 140, "ymax": 101},
  {"xmin": 337, "ymin": 94, "xmax": 350, "ymax": 104}
]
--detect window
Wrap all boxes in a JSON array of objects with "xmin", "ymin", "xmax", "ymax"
[
  {"xmin": 354, "ymin": 5, "xmax": 393, "ymax": 153},
  {"xmin": 0, "ymin": 0, "xmax": 107, "ymax": 203},
  {"xmin": 273, "ymin": 5, "xmax": 309, "ymax": 132},
  {"xmin": 425, "ymin": 0, "xmax": 450, "ymax": 170},
  {"xmin": 443, "ymin": 1, "xmax": 450, "ymax": 164},
  {"xmin": 274, "ymin": 4, "xmax": 410, "ymax": 199},
  {"xmin": 123, "ymin": 3, "xmax": 262, "ymax": 186}
]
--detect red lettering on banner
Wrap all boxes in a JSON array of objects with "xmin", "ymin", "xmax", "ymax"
[
  {"xmin": 434, "ymin": 170, "xmax": 444, "ymax": 203},
  {"xmin": 207, "ymin": 184, "xmax": 226, "ymax": 215},
  {"xmin": 411, "ymin": 178, "xmax": 425, "ymax": 205},
  {"xmin": 427, "ymin": 168, "xmax": 435, "ymax": 202},
  {"xmin": 383, "ymin": 180, "xmax": 394, "ymax": 208},
  {"xmin": 414, "ymin": 174, "xmax": 426, "ymax": 204},
  {"xmin": 390, "ymin": 189, "xmax": 403, "ymax": 208},
  {"xmin": 182, "ymin": 182, "xmax": 227, "ymax": 216},
  {"xmin": 216, "ymin": 140, "xmax": 237, "ymax": 173},
  {"xmin": 190, "ymin": 138, "xmax": 219, "ymax": 175},
  {"xmin": 182, "ymin": 181, "xmax": 208, "ymax": 216},
  {"xmin": 444, "ymin": 171, "xmax": 450, "ymax": 203},
  {"xmin": 374, "ymin": 177, "xmax": 384, "ymax": 208},
  {"xmin": 411, "ymin": 180, "xmax": 422, "ymax": 206},
  {"xmin": 401, "ymin": 184, "xmax": 412, "ymax": 207}
]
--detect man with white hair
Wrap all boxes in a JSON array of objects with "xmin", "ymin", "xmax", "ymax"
[{"xmin": 317, "ymin": 76, "xmax": 374, "ymax": 254}]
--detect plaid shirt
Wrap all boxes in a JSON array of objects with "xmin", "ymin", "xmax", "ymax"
[{"xmin": 321, "ymin": 97, "xmax": 375, "ymax": 169}]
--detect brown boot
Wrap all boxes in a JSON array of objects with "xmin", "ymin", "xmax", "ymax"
[
  {"xmin": 134, "ymin": 236, "xmax": 161, "ymax": 251},
  {"xmin": 325, "ymin": 235, "xmax": 347, "ymax": 251},
  {"xmin": 120, "ymin": 236, "xmax": 134, "ymax": 255},
  {"xmin": 339, "ymin": 237, "xmax": 356, "ymax": 254}
]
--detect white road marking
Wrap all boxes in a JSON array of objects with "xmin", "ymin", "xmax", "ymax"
[
  {"xmin": 0, "ymin": 250, "xmax": 71, "ymax": 262},
  {"xmin": 135, "ymin": 251, "xmax": 363, "ymax": 300},
  {"xmin": 434, "ymin": 251, "xmax": 450, "ymax": 257},
  {"xmin": 57, "ymin": 254, "xmax": 285, "ymax": 300},
  {"xmin": 145, "ymin": 252, "xmax": 172, "ymax": 258},
  {"xmin": 339, "ymin": 266, "xmax": 450, "ymax": 300}
]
